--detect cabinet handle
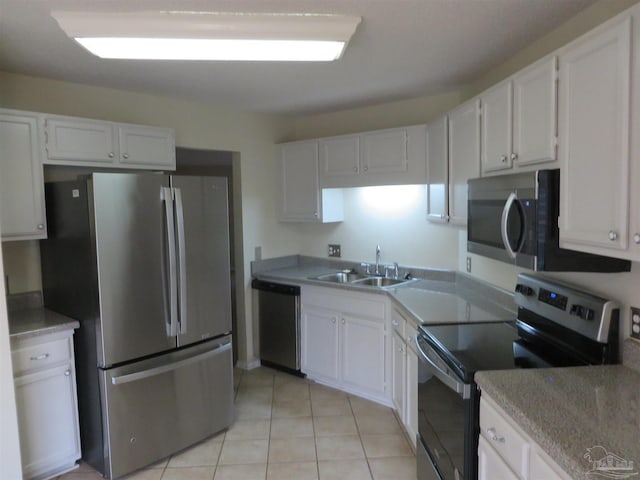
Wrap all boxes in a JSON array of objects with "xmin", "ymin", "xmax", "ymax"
[
  {"xmin": 37, "ymin": 224, "xmax": 44, "ymax": 230},
  {"xmin": 500, "ymin": 155, "xmax": 507, "ymax": 163},
  {"xmin": 341, "ymin": 318, "xmax": 345, "ymax": 325},
  {"xmin": 608, "ymin": 231, "xmax": 618, "ymax": 241},
  {"xmin": 64, "ymin": 370, "xmax": 71, "ymax": 377},
  {"xmin": 108, "ymin": 152, "xmax": 115, "ymax": 158},
  {"xmin": 634, "ymin": 233, "xmax": 640, "ymax": 245},
  {"xmin": 352, "ymin": 166, "xmax": 358, "ymax": 172},
  {"xmin": 331, "ymin": 318, "xmax": 336, "ymax": 324},
  {"xmin": 486, "ymin": 428, "xmax": 505, "ymax": 443},
  {"xmin": 363, "ymin": 165, "xmax": 369, "ymax": 172},
  {"xmin": 30, "ymin": 353, "xmax": 49, "ymax": 361},
  {"xmin": 392, "ymin": 320, "xmax": 399, "ymax": 327},
  {"xmin": 510, "ymin": 153, "xmax": 518, "ymax": 161},
  {"xmin": 122, "ymin": 153, "xmax": 130, "ymax": 159}
]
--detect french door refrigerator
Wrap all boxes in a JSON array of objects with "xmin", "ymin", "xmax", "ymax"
[{"xmin": 40, "ymin": 172, "xmax": 234, "ymax": 479}]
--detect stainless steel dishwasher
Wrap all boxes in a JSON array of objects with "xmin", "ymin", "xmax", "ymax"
[{"xmin": 251, "ymin": 279, "xmax": 302, "ymax": 375}]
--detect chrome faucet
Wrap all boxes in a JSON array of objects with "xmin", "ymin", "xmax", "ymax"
[{"xmin": 375, "ymin": 244, "xmax": 381, "ymax": 275}]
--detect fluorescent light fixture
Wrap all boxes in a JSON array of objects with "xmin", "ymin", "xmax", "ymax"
[{"xmin": 51, "ymin": 11, "xmax": 361, "ymax": 61}]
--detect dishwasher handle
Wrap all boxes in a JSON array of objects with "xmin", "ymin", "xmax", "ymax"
[{"xmin": 251, "ymin": 279, "xmax": 300, "ymax": 296}]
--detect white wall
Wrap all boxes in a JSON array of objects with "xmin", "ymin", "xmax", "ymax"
[{"xmin": 294, "ymin": 186, "xmax": 460, "ymax": 270}]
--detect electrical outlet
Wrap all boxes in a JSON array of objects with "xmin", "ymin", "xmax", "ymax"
[
  {"xmin": 466, "ymin": 256, "xmax": 472, "ymax": 273},
  {"xmin": 328, "ymin": 244, "xmax": 341, "ymax": 258},
  {"xmin": 254, "ymin": 246, "xmax": 262, "ymax": 261},
  {"xmin": 631, "ymin": 307, "xmax": 640, "ymax": 340}
]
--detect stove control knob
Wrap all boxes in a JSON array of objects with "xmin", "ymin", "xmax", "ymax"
[
  {"xmin": 570, "ymin": 304, "xmax": 594, "ymax": 321},
  {"xmin": 515, "ymin": 284, "xmax": 534, "ymax": 296}
]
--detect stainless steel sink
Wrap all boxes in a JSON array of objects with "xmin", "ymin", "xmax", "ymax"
[
  {"xmin": 313, "ymin": 272, "xmax": 366, "ymax": 283},
  {"xmin": 311, "ymin": 271, "xmax": 416, "ymax": 289},
  {"xmin": 350, "ymin": 276, "xmax": 415, "ymax": 288}
]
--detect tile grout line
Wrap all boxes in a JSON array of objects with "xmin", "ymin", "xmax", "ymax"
[{"xmin": 348, "ymin": 394, "xmax": 376, "ymax": 480}]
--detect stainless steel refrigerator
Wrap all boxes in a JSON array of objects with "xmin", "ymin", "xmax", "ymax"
[{"xmin": 40, "ymin": 173, "xmax": 234, "ymax": 479}]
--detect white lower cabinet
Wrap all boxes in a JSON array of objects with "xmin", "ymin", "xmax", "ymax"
[
  {"xmin": 301, "ymin": 286, "xmax": 388, "ymax": 403},
  {"xmin": 390, "ymin": 306, "xmax": 418, "ymax": 448},
  {"xmin": 479, "ymin": 392, "xmax": 570, "ymax": 480},
  {"xmin": 11, "ymin": 329, "xmax": 81, "ymax": 480}
]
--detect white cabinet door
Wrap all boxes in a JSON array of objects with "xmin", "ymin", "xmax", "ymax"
[
  {"xmin": 280, "ymin": 141, "xmax": 344, "ymax": 223},
  {"xmin": 15, "ymin": 363, "xmax": 81, "ymax": 479},
  {"xmin": 426, "ymin": 115, "xmax": 449, "ymax": 223},
  {"xmin": 478, "ymin": 435, "xmax": 520, "ymax": 480},
  {"xmin": 117, "ymin": 124, "xmax": 176, "ymax": 169},
  {"xmin": 558, "ymin": 17, "xmax": 631, "ymax": 255},
  {"xmin": 391, "ymin": 331, "xmax": 405, "ymax": 417},
  {"xmin": 448, "ymin": 98, "xmax": 481, "ymax": 226},
  {"xmin": 512, "ymin": 56, "xmax": 558, "ymax": 167},
  {"xmin": 360, "ymin": 128, "xmax": 408, "ymax": 175},
  {"xmin": 481, "ymin": 81, "xmax": 513, "ymax": 173},
  {"xmin": 530, "ymin": 450, "xmax": 569, "ymax": 480},
  {"xmin": 301, "ymin": 305, "xmax": 339, "ymax": 382},
  {"xmin": 45, "ymin": 117, "xmax": 116, "ymax": 163},
  {"xmin": 319, "ymin": 135, "xmax": 360, "ymax": 179},
  {"xmin": 341, "ymin": 314, "xmax": 386, "ymax": 397},
  {"xmin": 0, "ymin": 112, "xmax": 47, "ymax": 240},
  {"xmin": 280, "ymin": 141, "xmax": 321, "ymax": 222}
]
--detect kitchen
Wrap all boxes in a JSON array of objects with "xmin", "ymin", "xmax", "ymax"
[{"xmin": 2, "ymin": 0, "xmax": 640, "ymax": 479}]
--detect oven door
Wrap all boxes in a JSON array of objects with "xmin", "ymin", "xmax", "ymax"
[{"xmin": 416, "ymin": 333, "xmax": 470, "ymax": 480}]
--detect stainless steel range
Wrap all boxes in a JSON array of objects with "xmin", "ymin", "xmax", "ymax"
[{"xmin": 416, "ymin": 273, "xmax": 620, "ymax": 480}]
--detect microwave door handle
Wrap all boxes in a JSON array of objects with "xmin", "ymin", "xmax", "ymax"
[{"xmin": 501, "ymin": 192, "xmax": 518, "ymax": 260}]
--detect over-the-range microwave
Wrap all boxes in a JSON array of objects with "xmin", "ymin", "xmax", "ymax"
[{"xmin": 467, "ymin": 169, "xmax": 631, "ymax": 272}]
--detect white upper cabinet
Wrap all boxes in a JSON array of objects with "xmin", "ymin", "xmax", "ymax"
[
  {"xmin": 360, "ymin": 128, "xmax": 408, "ymax": 174},
  {"xmin": 481, "ymin": 81, "xmax": 513, "ymax": 172},
  {"xmin": 318, "ymin": 125, "xmax": 426, "ymax": 188},
  {"xmin": 117, "ymin": 124, "xmax": 176, "ymax": 168},
  {"xmin": 426, "ymin": 115, "xmax": 449, "ymax": 223},
  {"xmin": 448, "ymin": 98, "xmax": 481, "ymax": 226},
  {"xmin": 45, "ymin": 117, "xmax": 115, "ymax": 163},
  {"xmin": 280, "ymin": 140, "xmax": 344, "ymax": 223},
  {"xmin": 0, "ymin": 110, "xmax": 47, "ymax": 241},
  {"xmin": 558, "ymin": 15, "xmax": 632, "ymax": 257},
  {"xmin": 512, "ymin": 56, "xmax": 558, "ymax": 167},
  {"xmin": 319, "ymin": 135, "xmax": 360, "ymax": 178},
  {"xmin": 44, "ymin": 115, "xmax": 176, "ymax": 170},
  {"xmin": 481, "ymin": 56, "xmax": 558, "ymax": 175}
]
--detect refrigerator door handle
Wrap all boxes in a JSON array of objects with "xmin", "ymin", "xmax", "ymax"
[
  {"xmin": 111, "ymin": 342, "xmax": 232, "ymax": 385},
  {"xmin": 163, "ymin": 186, "xmax": 179, "ymax": 337},
  {"xmin": 174, "ymin": 187, "xmax": 188, "ymax": 335}
]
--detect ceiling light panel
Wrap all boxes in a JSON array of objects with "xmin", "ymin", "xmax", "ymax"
[{"xmin": 51, "ymin": 11, "xmax": 361, "ymax": 61}]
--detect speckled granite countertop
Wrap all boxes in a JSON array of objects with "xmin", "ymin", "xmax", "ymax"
[
  {"xmin": 476, "ymin": 346, "xmax": 640, "ymax": 480},
  {"xmin": 252, "ymin": 256, "xmax": 515, "ymax": 326},
  {"xmin": 7, "ymin": 292, "xmax": 79, "ymax": 340},
  {"xmin": 9, "ymin": 308, "xmax": 79, "ymax": 340}
]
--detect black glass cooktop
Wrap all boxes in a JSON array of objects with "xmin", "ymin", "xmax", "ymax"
[{"xmin": 418, "ymin": 321, "xmax": 520, "ymax": 383}]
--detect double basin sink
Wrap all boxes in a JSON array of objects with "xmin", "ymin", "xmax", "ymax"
[{"xmin": 311, "ymin": 271, "xmax": 417, "ymax": 289}]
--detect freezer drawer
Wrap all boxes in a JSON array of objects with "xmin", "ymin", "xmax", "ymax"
[{"xmin": 99, "ymin": 337, "xmax": 233, "ymax": 479}]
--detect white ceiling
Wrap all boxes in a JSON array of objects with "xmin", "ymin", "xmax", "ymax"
[{"xmin": 0, "ymin": 0, "xmax": 597, "ymax": 115}]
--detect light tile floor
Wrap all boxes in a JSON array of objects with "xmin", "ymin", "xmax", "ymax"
[{"xmin": 56, "ymin": 367, "xmax": 416, "ymax": 480}]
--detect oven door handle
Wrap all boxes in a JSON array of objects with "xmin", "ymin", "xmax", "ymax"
[{"xmin": 416, "ymin": 335, "xmax": 471, "ymax": 399}]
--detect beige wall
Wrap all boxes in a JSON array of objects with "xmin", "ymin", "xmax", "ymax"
[{"xmin": 0, "ymin": 70, "xmax": 298, "ymax": 365}]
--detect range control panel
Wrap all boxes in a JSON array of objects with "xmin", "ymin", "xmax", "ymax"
[{"xmin": 514, "ymin": 273, "xmax": 619, "ymax": 343}]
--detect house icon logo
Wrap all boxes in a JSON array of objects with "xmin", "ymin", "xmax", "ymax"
[{"xmin": 584, "ymin": 446, "xmax": 638, "ymax": 478}]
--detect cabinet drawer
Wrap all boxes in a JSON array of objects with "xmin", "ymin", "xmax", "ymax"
[
  {"xmin": 12, "ymin": 336, "xmax": 73, "ymax": 375},
  {"xmin": 480, "ymin": 396, "xmax": 530, "ymax": 477}
]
